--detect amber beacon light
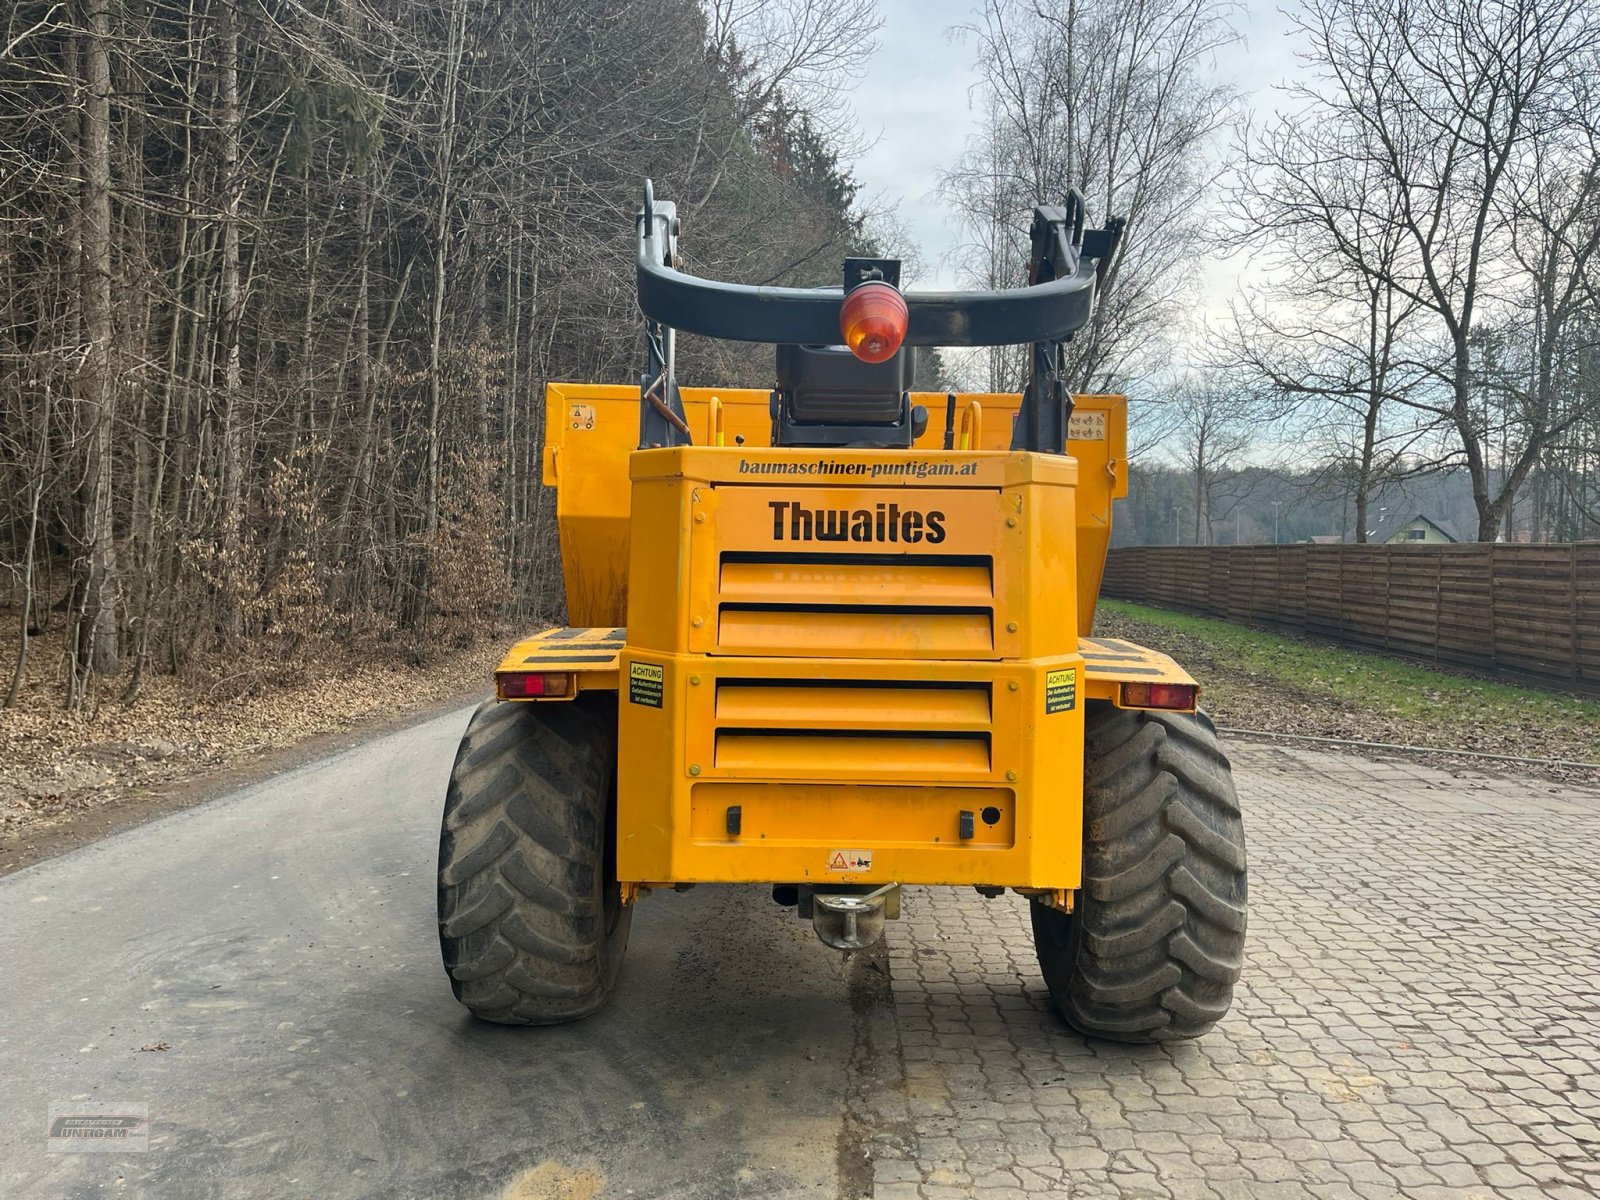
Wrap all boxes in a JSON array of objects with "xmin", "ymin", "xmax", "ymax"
[{"xmin": 839, "ymin": 280, "xmax": 909, "ymax": 363}]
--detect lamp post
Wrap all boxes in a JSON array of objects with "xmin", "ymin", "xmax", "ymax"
[
  {"xmin": 1172, "ymin": 505, "xmax": 1181, "ymax": 545},
  {"xmin": 1272, "ymin": 500, "xmax": 1283, "ymax": 544}
]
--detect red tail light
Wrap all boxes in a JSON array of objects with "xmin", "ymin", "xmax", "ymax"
[
  {"xmin": 839, "ymin": 281, "xmax": 908, "ymax": 363},
  {"xmin": 1120, "ymin": 681, "xmax": 1198, "ymax": 711},
  {"xmin": 498, "ymin": 671, "xmax": 572, "ymax": 700}
]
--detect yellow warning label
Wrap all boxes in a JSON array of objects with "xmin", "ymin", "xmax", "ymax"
[
  {"xmin": 628, "ymin": 661, "xmax": 663, "ymax": 708},
  {"xmin": 1044, "ymin": 667, "xmax": 1077, "ymax": 715},
  {"xmin": 827, "ymin": 849, "xmax": 873, "ymax": 872}
]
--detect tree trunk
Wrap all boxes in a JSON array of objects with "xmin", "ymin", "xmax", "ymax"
[
  {"xmin": 7, "ymin": 387, "xmax": 52, "ymax": 708},
  {"xmin": 216, "ymin": 0, "xmax": 245, "ymax": 639},
  {"xmin": 426, "ymin": 0, "xmax": 467, "ymax": 537},
  {"xmin": 1354, "ymin": 388, "xmax": 1380, "ymax": 544},
  {"xmin": 78, "ymin": 0, "xmax": 120, "ymax": 679}
]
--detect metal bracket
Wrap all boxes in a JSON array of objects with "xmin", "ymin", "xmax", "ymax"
[
  {"xmin": 1019, "ymin": 887, "xmax": 1075, "ymax": 913},
  {"xmin": 637, "ymin": 180, "xmax": 691, "ymax": 449},
  {"xmin": 1011, "ymin": 193, "xmax": 1124, "ymax": 454}
]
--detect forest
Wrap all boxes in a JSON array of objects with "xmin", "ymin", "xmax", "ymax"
[
  {"xmin": 0, "ymin": 0, "xmax": 892, "ymax": 708},
  {"xmin": 3, "ymin": 0, "xmax": 1600, "ymax": 711}
]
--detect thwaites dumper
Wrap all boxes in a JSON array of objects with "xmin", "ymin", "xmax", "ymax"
[{"xmin": 437, "ymin": 183, "xmax": 1247, "ymax": 1042}]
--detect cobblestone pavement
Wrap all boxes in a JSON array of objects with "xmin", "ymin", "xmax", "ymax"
[{"xmin": 860, "ymin": 743, "xmax": 1600, "ymax": 1200}]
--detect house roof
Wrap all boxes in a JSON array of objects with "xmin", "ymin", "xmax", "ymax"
[{"xmin": 1365, "ymin": 511, "xmax": 1459, "ymax": 543}]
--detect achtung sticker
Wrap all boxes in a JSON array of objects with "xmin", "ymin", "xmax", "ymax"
[
  {"xmin": 568, "ymin": 402, "xmax": 597, "ymax": 431},
  {"xmin": 1069, "ymin": 410, "xmax": 1107, "ymax": 441},
  {"xmin": 1044, "ymin": 667, "xmax": 1078, "ymax": 714},
  {"xmin": 828, "ymin": 849, "xmax": 873, "ymax": 872},
  {"xmin": 628, "ymin": 661, "xmax": 664, "ymax": 708}
]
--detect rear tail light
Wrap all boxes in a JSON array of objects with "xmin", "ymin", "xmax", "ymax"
[
  {"xmin": 1120, "ymin": 681, "xmax": 1197, "ymax": 711},
  {"xmin": 498, "ymin": 671, "xmax": 573, "ymax": 700},
  {"xmin": 839, "ymin": 281, "xmax": 908, "ymax": 363}
]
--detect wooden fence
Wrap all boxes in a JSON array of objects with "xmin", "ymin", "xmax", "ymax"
[{"xmin": 1101, "ymin": 543, "xmax": 1600, "ymax": 693}]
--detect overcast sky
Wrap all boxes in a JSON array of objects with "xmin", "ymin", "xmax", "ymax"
[{"xmin": 847, "ymin": 0, "xmax": 1307, "ymax": 307}]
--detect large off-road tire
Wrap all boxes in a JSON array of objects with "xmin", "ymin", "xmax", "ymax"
[
  {"xmin": 437, "ymin": 695, "xmax": 630, "ymax": 1024},
  {"xmin": 1031, "ymin": 704, "xmax": 1246, "ymax": 1042}
]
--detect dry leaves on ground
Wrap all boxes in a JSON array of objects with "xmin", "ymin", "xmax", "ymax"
[{"xmin": 1, "ymin": 628, "xmax": 502, "ymax": 840}]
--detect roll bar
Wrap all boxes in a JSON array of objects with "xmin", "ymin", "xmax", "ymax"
[
  {"xmin": 636, "ymin": 180, "xmax": 1121, "ymax": 347},
  {"xmin": 633, "ymin": 180, "xmax": 1124, "ymax": 453}
]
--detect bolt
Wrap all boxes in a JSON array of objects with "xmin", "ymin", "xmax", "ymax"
[
  {"xmin": 689, "ymin": 674, "xmax": 701, "ymax": 685},
  {"xmin": 689, "ymin": 764, "xmax": 701, "ymax": 776},
  {"xmin": 1006, "ymin": 769, "xmax": 1018, "ymax": 782},
  {"xmin": 1006, "ymin": 516, "xmax": 1018, "ymax": 527},
  {"xmin": 692, "ymin": 616, "xmax": 704, "ymax": 628},
  {"xmin": 694, "ymin": 512, "xmax": 705, "ymax": 524},
  {"xmin": 1007, "ymin": 680, "xmax": 1019, "ymax": 692},
  {"xmin": 1006, "ymin": 621, "xmax": 1018, "ymax": 633}
]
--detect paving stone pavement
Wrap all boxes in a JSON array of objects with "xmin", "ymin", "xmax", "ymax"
[{"xmin": 859, "ymin": 742, "xmax": 1600, "ymax": 1200}]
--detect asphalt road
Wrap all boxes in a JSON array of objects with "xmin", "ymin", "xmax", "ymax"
[{"xmin": 0, "ymin": 706, "xmax": 864, "ymax": 1200}]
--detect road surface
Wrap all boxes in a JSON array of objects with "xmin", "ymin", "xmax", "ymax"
[
  {"xmin": 0, "ymin": 706, "xmax": 862, "ymax": 1200},
  {"xmin": 4, "ymin": 708, "xmax": 1599, "ymax": 1199}
]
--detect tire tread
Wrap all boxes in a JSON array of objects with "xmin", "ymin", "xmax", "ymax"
[
  {"xmin": 1032, "ymin": 704, "xmax": 1247, "ymax": 1042},
  {"xmin": 437, "ymin": 697, "xmax": 629, "ymax": 1025}
]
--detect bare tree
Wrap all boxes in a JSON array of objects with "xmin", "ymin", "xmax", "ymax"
[
  {"xmin": 1168, "ymin": 378, "xmax": 1254, "ymax": 544},
  {"xmin": 1237, "ymin": 0, "xmax": 1600, "ymax": 541},
  {"xmin": 74, "ymin": 0, "xmax": 118, "ymax": 679},
  {"xmin": 944, "ymin": 0, "xmax": 1238, "ymax": 391},
  {"xmin": 1220, "ymin": 156, "xmax": 1449, "ymax": 540},
  {"xmin": 705, "ymin": 0, "xmax": 882, "ymax": 142}
]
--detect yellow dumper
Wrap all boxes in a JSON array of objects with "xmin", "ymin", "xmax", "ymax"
[{"xmin": 437, "ymin": 183, "xmax": 1246, "ymax": 1042}]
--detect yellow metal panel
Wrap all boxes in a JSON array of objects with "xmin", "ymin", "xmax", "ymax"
[
  {"xmin": 542, "ymin": 384, "xmax": 1124, "ymax": 636},
  {"xmin": 543, "ymin": 384, "xmax": 635, "ymax": 627},
  {"xmin": 719, "ymin": 558, "xmax": 993, "ymax": 606},
  {"xmin": 714, "ymin": 732, "xmax": 991, "ymax": 775},
  {"xmin": 620, "ymin": 477, "xmax": 695, "ymax": 652},
  {"xmin": 1067, "ymin": 395, "xmax": 1128, "ymax": 632},
  {"xmin": 494, "ymin": 625, "xmax": 623, "ymax": 697},
  {"xmin": 1079, "ymin": 636, "xmax": 1198, "ymax": 704},
  {"xmin": 497, "ymin": 625, "xmax": 625, "ymax": 669},
  {"xmin": 617, "ymin": 645, "xmax": 1085, "ymax": 887},
  {"xmin": 717, "ymin": 608, "xmax": 995, "ymax": 659},
  {"xmin": 687, "ymin": 784, "xmax": 1017, "ymax": 850},
  {"xmin": 532, "ymin": 393, "xmax": 1124, "ymax": 892},
  {"xmin": 714, "ymin": 681, "xmax": 991, "ymax": 728},
  {"xmin": 704, "ymin": 483, "xmax": 1003, "ymax": 545},
  {"xmin": 628, "ymin": 460, "xmax": 1080, "ymax": 662}
]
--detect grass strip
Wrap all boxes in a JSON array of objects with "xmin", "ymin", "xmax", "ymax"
[{"xmin": 1094, "ymin": 599, "xmax": 1600, "ymax": 783}]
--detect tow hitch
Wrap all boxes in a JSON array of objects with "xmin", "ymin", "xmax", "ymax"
[{"xmin": 807, "ymin": 883, "xmax": 900, "ymax": 950}]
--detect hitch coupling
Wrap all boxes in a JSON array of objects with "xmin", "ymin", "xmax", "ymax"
[{"xmin": 811, "ymin": 883, "xmax": 899, "ymax": 950}]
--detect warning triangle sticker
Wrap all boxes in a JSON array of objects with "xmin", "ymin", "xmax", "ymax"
[{"xmin": 828, "ymin": 852, "xmax": 848, "ymax": 870}]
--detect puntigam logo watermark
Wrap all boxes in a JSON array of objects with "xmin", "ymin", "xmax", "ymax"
[{"xmin": 47, "ymin": 1103, "xmax": 149, "ymax": 1153}]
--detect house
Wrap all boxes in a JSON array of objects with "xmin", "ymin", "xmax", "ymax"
[{"xmin": 1366, "ymin": 512, "xmax": 1459, "ymax": 545}]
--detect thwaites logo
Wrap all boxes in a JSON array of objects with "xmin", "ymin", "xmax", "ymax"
[{"xmin": 768, "ymin": 500, "xmax": 946, "ymax": 544}]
